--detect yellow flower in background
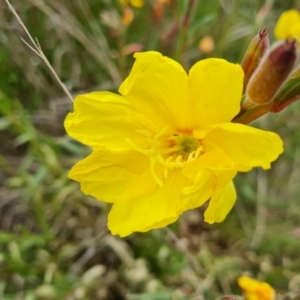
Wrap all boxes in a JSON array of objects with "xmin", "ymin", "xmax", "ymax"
[
  {"xmin": 121, "ymin": 7, "xmax": 134, "ymax": 26},
  {"xmin": 198, "ymin": 35, "xmax": 215, "ymax": 53},
  {"xmin": 274, "ymin": 9, "xmax": 300, "ymax": 40},
  {"xmin": 238, "ymin": 276, "xmax": 276, "ymax": 300},
  {"xmin": 65, "ymin": 51, "xmax": 283, "ymax": 237},
  {"xmin": 119, "ymin": 0, "xmax": 144, "ymax": 8}
]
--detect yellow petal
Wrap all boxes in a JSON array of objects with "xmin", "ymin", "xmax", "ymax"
[
  {"xmin": 189, "ymin": 58, "xmax": 244, "ymax": 129},
  {"xmin": 202, "ymin": 122, "xmax": 283, "ymax": 171},
  {"xmin": 181, "ymin": 149, "xmax": 237, "ymax": 212},
  {"xmin": 204, "ymin": 180, "xmax": 236, "ymax": 224},
  {"xmin": 183, "ymin": 149, "xmax": 235, "ymax": 179},
  {"xmin": 238, "ymin": 276, "xmax": 276, "ymax": 300},
  {"xmin": 119, "ymin": 51, "xmax": 191, "ymax": 130},
  {"xmin": 64, "ymin": 91, "xmax": 153, "ymax": 151},
  {"xmin": 69, "ymin": 149, "xmax": 149, "ymax": 203},
  {"xmin": 238, "ymin": 276, "xmax": 261, "ymax": 290},
  {"xmin": 108, "ymin": 169, "xmax": 189, "ymax": 237},
  {"xmin": 130, "ymin": 0, "xmax": 144, "ymax": 8},
  {"xmin": 181, "ymin": 168, "xmax": 213, "ymax": 212},
  {"xmin": 274, "ymin": 9, "xmax": 300, "ymax": 40}
]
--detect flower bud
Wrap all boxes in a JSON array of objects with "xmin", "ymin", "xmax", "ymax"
[
  {"xmin": 271, "ymin": 66, "xmax": 300, "ymax": 112},
  {"xmin": 241, "ymin": 28, "xmax": 269, "ymax": 91},
  {"xmin": 242, "ymin": 39, "xmax": 297, "ymax": 110}
]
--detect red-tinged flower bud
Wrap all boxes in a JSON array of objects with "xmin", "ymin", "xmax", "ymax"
[
  {"xmin": 270, "ymin": 66, "xmax": 300, "ymax": 113},
  {"xmin": 242, "ymin": 39, "xmax": 297, "ymax": 110},
  {"xmin": 241, "ymin": 28, "xmax": 269, "ymax": 92}
]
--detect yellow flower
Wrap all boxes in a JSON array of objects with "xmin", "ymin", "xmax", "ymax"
[
  {"xmin": 65, "ymin": 51, "xmax": 283, "ymax": 237},
  {"xmin": 119, "ymin": 0, "xmax": 144, "ymax": 8},
  {"xmin": 198, "ymin": 36, "xmax": 215, "ymax": 53},
  {"xmin": 238, "ymin": 276, "xmax": 276, "ymax": 300},
  {"xmin": 122, "ymin": 7, "xmax": 134, "ymax": 26},
  {"xmin": 274, "ymin": 9, "xmax": 300, "ymax": 40}
]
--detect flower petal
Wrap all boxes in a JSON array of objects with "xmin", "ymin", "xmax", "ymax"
[
  {"xmin": 64, "ymin": 91, "xmax": 153, "ymax": 151},
  {"xmin": 108, "ymin": 169, "xmax": 190, "ymax": 237},
  {"xmin": 204, "ymin": 180, "xmax": 236, "ymax": 223},
  {"xmin": 182, "ymin": 149, "xmax": 237, "ymax": 212},
  {"xmin": 238, "ymin": 276, "xmax": 276, "ymax": 300},
  {"xmin": 181, "ymin": 168, "xmax": 213, "ymax": 212},
  {"xmin": 119, "ymin": 51, "xmax": 191, "ymax": 130},
  {"xmin": 202, "ymin": 122, "xmax": 283, "ymax": 171},
  {"xmin": 274, "ymin": 9, "xmax": 300, "ymax": 40},
  {"xmin": 130, "ymin": 0, "xmax": 144, "ymax": 7},
  {"xmin": 183, "ymin": 149, "xmax": 235, "ymax": 178},
  {"xmin": 69, "ymin": 149, "xmax": 149, "ymax": 203},
  {"xmin": 189, "ymin": 58, "xmax": 244, "ymax": 129}
]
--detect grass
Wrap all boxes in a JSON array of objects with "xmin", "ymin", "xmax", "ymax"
[{"xmin": 1, "ymin": 0, "xmax": 300, "ymax": 299}]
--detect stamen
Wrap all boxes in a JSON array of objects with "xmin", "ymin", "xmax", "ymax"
[
  {"xmin": 176, "ymin": 155, "xmax": 183, "ymax": 163},
  {"xmin": 126, "ymin": 138, "xmax": 152, "ymax": 156},
  {"xmin": 187, "ymin": 151, "xmax": 196, "ymax": 162},
  {"xmin": 150, "ymin": 159, "xmax": 163, "ymax": 187},
  {"xmin": 160, "ymin": 145, "xmax": 183, "ymax": 154},
  {"xmin": 164, "ymin": 136, "xmax": 179, "ymax": 141},
  {"xmin": 195, "ymin": 146, "xmax": 203, "ymax": 158},
  {"xmin": 155, "ymin": 126, "xmax": 170, "ymax": 139},
  {"xmin": 164, "ymin": 156, "xmax": 173, "ymax": 178},
  {"xmin": 157, "ymin": 154, "xmax": 184, "ymax": 169},
  {"xmin": 166, "ymin": 156, "xmax": 173, "ymax": 162},
  {"xmin": 136, "ymin": 130, "xmax": 153, "ymax": 137},
  {"xmin": 126, "ymin": 127, "xmax": 171, "ymax": 187},
  {"xmin": 127, "ymin": 127, "xmax": 202, "ymax": 185}
]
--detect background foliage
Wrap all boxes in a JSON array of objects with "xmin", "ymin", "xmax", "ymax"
[{"xmin": 1, "ymin": 0, "xmax": 300, "ymax": 299}]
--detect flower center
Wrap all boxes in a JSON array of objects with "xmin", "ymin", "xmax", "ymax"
[
  {"xmin": 158, "ymin": 131, "xmax": 203, "ymax": 167},
  {"xmin": 175, "ymin": 134, "xmax": 199, "ymax": 156},
  {"xmin": 162, "ymin": 133, "xmax": 201, "ymax": 159},
  {"xmin": 127, "ymin": 128, "xmax": 203, "ymax": 187}
]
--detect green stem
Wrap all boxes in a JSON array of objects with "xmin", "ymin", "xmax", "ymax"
[
  {"xmin": 232, "ymin": 103, "xmax": 272, "ymax": 124},
  {"xmin": 174, "ymin": 0, "xmax": 195, "ymax": 63}
]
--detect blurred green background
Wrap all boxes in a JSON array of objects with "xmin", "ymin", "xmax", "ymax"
[{"xmin": 1, "ymin": 0, "xmax": 300, "ymax": 299}]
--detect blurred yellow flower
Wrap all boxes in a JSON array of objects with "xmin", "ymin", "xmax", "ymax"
[
  {"xmin": 198, "ymin": 36, "xmax": 215, "ymax": 53},
  {"xmin": 65, "ymin": 51, "xmax": 283, "ymax": 237},
  {"xmin": 119, "ymin": 0, "xmax": 144, "ymax": 8},
  {"xmin": 274, "ymin": 9, "xmax": 300, "ymax": 40},
  {"xmin": 238, "ymin": 276, "xmax": 276, "ymax": 300},
  {"xmin": 122, "ymin": 7, "xmax": 134, "ymax": 26}
]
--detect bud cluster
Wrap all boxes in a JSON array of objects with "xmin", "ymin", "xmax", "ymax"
[{"xmin": 233, "ymin": 28, "xmax": 300, "ymax": 124}]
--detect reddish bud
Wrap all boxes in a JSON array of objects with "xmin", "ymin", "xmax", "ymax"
[
  {"xmin": 271, "ymin": 66, "xmax": 300, "ymax": 113},
  {"xmin": 243, "ymin": 39, "xmax": 297, "ymax": 109},
  {"xmin": 241, "ymin": 28, "xmax": 269, "ymax": 91}
]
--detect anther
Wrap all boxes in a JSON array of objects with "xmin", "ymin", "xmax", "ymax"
[{"xmin": 175, "ymin": 155, "xmax": 183, "ymax": 163}]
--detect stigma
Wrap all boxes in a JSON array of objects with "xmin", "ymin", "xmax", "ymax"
[{"xmin": 160, "ymin": 132, "xmax": 203, "ymax": 165}]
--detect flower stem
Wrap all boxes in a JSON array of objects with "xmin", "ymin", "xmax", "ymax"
[
  {"xmin": 174, "ymin": 0, "xmax": 196, "ymax": 63},
  {"xmin": 232, "ymin": 103, "xmax": 272, "ymax": 124}
]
